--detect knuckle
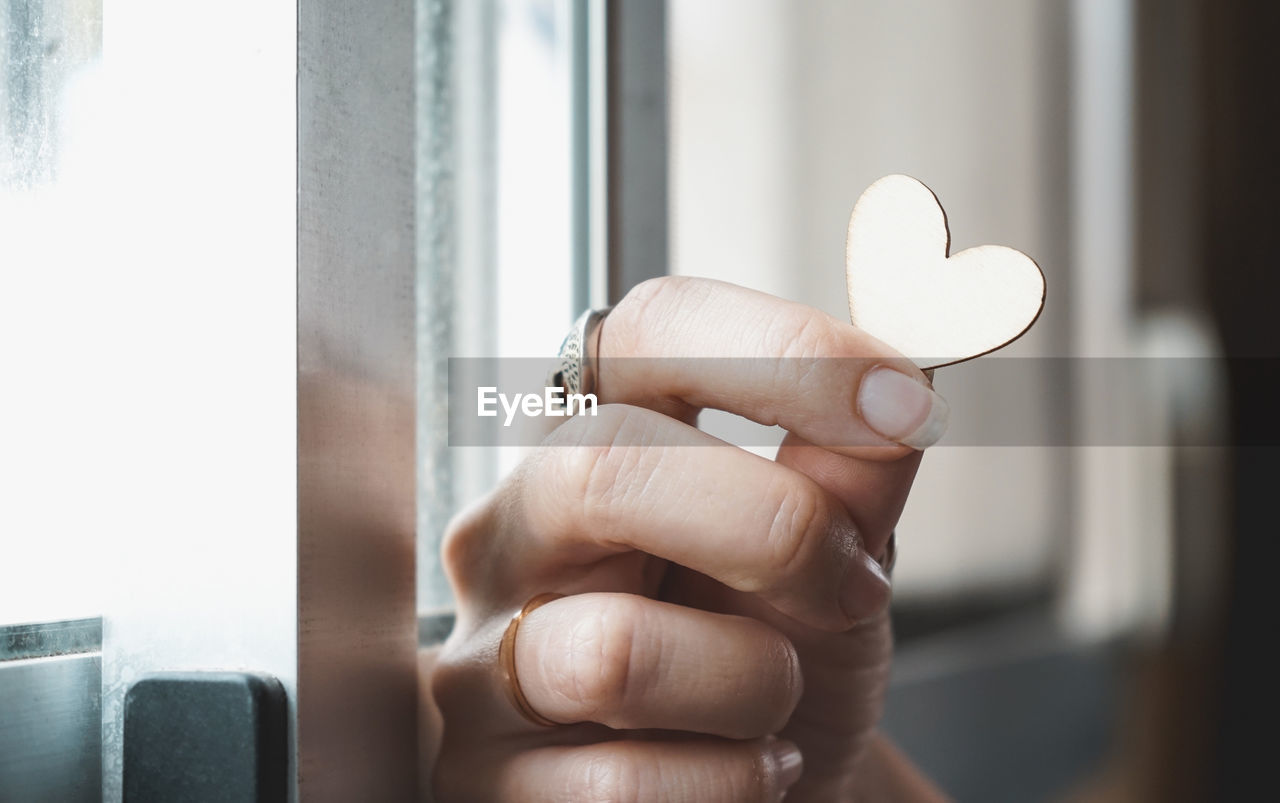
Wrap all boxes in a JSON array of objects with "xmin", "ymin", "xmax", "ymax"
[
  {"xmin": 519, "ymin": 404, "xmax": 665, "ymax": 544},
  {"xmin": 768, "ymin": 307, "xmax": 842, "ymax": 362},
  {"xmin": 522, "ymin": 407, "xmax": 623, "ymax": 534},
  {"xmin": 763, "ymin": 480, "xmax": 829, "ymax": 584},
  {"xmin": 571, "ymin": 441, "xmax": 628, "ymax": 519},
  {"xmin": 539, "ymin": 406, "xmax": 657, "ymax": 535},
  {"xmin": 439, "ymin": 497, "xmax": 495, "ymax": 589},
  {"xmin": 550, "ymin": 597, "xmax": 643, "ymax": 721},
  {"xmin": 618, "ymin": 275, "xmax": 695, "ymax": 322},
  {"xmin": 609, "ymin": 276, "xmax": 706, "ymax": 355}
]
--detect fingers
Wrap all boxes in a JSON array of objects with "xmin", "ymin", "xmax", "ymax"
[
  {"xmin": 471, "ymin": 404, "xmax": 891, "ymax": 631},
  {"xmin": 598, "ymin": 276, "xmax": 949, "ymax": 457},
  {"xmin": 492, "ymin": 738, "xmax": 804, "ymax": 803},
  {"xmin": 774, "ymin": 431, "xmax": 922, "ymax": 561},
  {"xmin": 514, "ymin": 593, "xmax": 802, "ymax": 738}
]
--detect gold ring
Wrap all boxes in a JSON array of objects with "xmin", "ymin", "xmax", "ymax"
[{"xmin": 498, "ymin": 592, "xmax": 566, "ymax": 727}]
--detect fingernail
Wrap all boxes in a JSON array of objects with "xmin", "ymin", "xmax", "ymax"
[
  {"xmin": 856, "ymin": 367, "xmax": 950, "ymax": 449},
  {"xmin": 769, "ymin": 740, "xmax": 804, "ymax": 795},
  {"xmin": 840, "ymin": 550, "xmax": 892, "ymax": 623}
]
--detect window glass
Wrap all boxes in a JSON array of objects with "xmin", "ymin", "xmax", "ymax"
[
  {"xmin": 417, "ymin": 0, "xmax": 577, "ymax": 614},
  {"xmin": 1, "ymin": 0, "xmax": 104, "ymax": 626}
]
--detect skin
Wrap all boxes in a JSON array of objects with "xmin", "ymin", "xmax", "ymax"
[{"xmin": 422, "ymin": 277, "xmax": 951, "ymax": 801}]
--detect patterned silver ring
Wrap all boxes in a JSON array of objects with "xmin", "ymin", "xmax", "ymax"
[{"xmin": 550, "ymin": 307, "xmax": 610, "ymax": 400}]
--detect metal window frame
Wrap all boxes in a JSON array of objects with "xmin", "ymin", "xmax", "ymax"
[
  {"xmin": 294, "ymin": 0, "xmax": 419, "ymax": 798},
  {"xmin": 604, "ymin": 0, "xmax": 668, "ymax": 302},
  {"xmin": 0, "ymin": 622, "xmax": 102, "ymax": 802}
]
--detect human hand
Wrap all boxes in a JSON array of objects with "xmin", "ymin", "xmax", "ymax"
[{"xmin": 426, "ymin": 277, "xmax": 948, "ymax": 801}]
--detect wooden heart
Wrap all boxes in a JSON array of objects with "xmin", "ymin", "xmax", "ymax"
[{"xmin": 845, "ymin": 174, "xmax": 1045, "ymax": 370}]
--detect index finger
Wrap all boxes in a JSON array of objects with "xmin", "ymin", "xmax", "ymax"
[{"xmin": 597, "ymin": 277, "xmax": 949, "ymax": 459}]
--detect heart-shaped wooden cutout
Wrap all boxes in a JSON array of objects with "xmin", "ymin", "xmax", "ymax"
[{"xmin": 845, "ymin": 174, "xmax": 1045, "ymax": 370}]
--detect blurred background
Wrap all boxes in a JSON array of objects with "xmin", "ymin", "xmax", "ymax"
[
  {"xmin": 4, "ymin": 0, "xmax": 1277, "ymax": 800},
  {"xmin": 419, "ymin": 0, "xmax": 1279, "ymax": 799}
]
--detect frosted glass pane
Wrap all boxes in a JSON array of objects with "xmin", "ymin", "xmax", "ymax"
[{"xmin": 1, "ymin": 0, "xmax": 104, "ymax": 625}]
